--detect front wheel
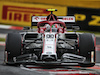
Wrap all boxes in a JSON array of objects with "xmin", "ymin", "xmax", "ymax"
[
  {"xmin": 4, "ymin": 33, "xmax": 22, "ymax": 64},
  {"xmin": 78, "ymin": 33, "xmax": 96, "ymax": 67}
]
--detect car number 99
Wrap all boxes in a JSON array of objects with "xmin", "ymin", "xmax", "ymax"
[{"xmin": 46, "ymin": 34, "xmax": 54, "ymax": 38}]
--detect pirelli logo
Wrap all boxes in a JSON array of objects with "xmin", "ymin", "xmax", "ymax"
[{"xmin": 2, "ymin": 5, "xmax": 50, "ymax": 22}]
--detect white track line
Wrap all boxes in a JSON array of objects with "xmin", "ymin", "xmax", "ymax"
[
  {"xmin": 0, "ymin": 33, "xmax": 7, "ymax": 38},
  {"xmin": 48, "ymin": 71, "xmax": 94, "ymax": 74},
  {"xmin": 0, "ymin": 25, "xmax": 11, "ymax": 29},
  {"xmin": 0, "ymin": 24, "xmax": 23, "ymax": 30},
  {"xmin": 95, "ymin": 63, "xmax": 100, "ymax": 66},
  {"xmin": 0, "ymin": 42, "xmax": 5, "ymax": 46}
]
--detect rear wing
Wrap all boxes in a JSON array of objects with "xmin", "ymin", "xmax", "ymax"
[{"xmin": 31, "ymin": 16, "xmax": 75, "ymax": 27}]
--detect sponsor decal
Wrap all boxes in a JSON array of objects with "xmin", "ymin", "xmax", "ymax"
[
  {"xmin": 32, "ymin": 16, "xmax": 75, "ymax": 22},
  {"xmin": 35, "ymin": 17, "xmax": 47, "ymax": 21},
  {"xmin": 0, "ymin": 1, "xmax": 66, "ymax": 26},
  {"xmin": 74, "ymin": 14, "xmax": 100, "ymax": 26},
  {"xmin": 32, "ymin": 16, "xmax": 47, "ymax": 22},
  {"xmin": 91, "ymin": 51, "xmax": 94, "ymax": 63},
  {"xmin": 62, "ymin": 17, "xmax": 73, "ymax": 20},
  {"xmin": 58, "ymin": 16, "xmax": 75, "ymax": 22},
  {"xmin": 2, "ymin": 5, "xmax": 49, "ymax": 22},
  {"xmin": 68, "ymin": 7, "xmax": 100, "ymax": 31}
]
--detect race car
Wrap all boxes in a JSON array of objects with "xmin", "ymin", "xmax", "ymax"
[{"xmin": 4, "ymin": 9, "xmax": 96, "ymax": 67}]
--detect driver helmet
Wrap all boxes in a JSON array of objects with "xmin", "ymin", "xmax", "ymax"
[
  {"xmin": 52, "ymin": 24, "xmax": 58, "ymax": 28},
  {"xmin": 45, "ymin": 24, "xmax": 50, "ymax": 32}
]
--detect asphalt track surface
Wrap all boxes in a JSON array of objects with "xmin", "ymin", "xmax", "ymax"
[{"xmin": 0, "ymin": 29, "xmax": 100, "ymax": 75}]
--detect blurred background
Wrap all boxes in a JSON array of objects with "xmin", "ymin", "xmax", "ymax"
[
  {"xmin": 0, "ymin": 0, "xmax": 100, "ymax": 43},
  {"xmin": 0, "ymin": 1, "xmax": 100, "ymax": 74},
  {"xmin": 0, "ymin": 0, "xmax": 100, "ymax": 39},
  {"xmin": 0, "ymin": 0, "xmax": 100, "ymax": 31}
]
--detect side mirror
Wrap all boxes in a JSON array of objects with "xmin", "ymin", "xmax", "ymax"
[
  {"xmin": 23, "ymin": 27, "xmax": 30, "ymax": 30},
  {"xmin": 67, "ymin": 26, "xmax": 80, "ymax": 31},
  {"xmin": 72, "ymin": 26, "xmax": 80, "ymax": 30}
]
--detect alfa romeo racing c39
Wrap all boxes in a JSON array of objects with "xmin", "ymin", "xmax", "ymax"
[{"xmin": 4, "ymin": 9, "xmax": 96, "ymax": 67}]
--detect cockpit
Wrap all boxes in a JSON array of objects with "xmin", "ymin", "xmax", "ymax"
[
  {"xmin": 37, "ymin": 21, "xmax": 66, "ymax": 33},
  {"xmin": 45, "ymin": 24, "xmax": 59, "ymax": 32}
]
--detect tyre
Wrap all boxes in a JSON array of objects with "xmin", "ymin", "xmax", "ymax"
[
  {"xmin": 78, "ymin": 33, "xmax": 96, "ymax": 67},
  {"xmin": 4, "ymin": 33, "xmax": 22, "ymax": 64}
]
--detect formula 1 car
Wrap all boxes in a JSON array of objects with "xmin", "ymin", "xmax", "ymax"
[{"xmin": 4, "ymin": 9, "xmax": 96, "ymax": 67}]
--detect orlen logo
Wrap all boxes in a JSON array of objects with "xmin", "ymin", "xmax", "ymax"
[
  {"xmin": 62, "ymin": 18, "xmax": 73, "ymax": 20},
  {"xmin": 2, "ymin": 5, "xmax": 50, "ymax": 22},
  {"xmin": 35, "ymin": 17, "xmax": 39, "ymax": 21},
  {"xmin": 34, "ymin": 17, "xmax": 47, "ymax": 21}
]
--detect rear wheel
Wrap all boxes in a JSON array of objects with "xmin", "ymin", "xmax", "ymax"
[
  {"xmin": 4, "ymin": 33, "xmax": 22, "ymax": 64},
  {"xmin": 78, "ymin": 33, "xmax": 95, "ymax": 67}
]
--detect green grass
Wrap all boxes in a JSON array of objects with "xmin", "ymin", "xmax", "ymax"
[{"xmin": 0, "ymin": 38, "xmax": 5, "ymax": 42}]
